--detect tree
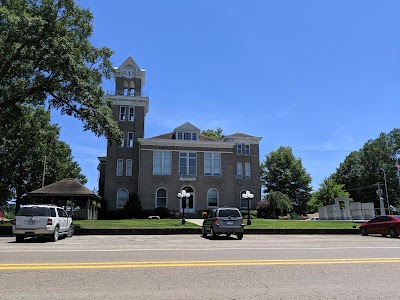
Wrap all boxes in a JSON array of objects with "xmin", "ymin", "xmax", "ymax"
[
  {"xmin": 261, "ymin": 146, "xmax": 312, "ymax": 214},
  {"xmin": 0, "ymin": 105, "xmax": 87, "ymax": 211},
  {"xmin": 0, "ymin": 0, "xmax": 120, "ymax": 142},
  {"xmin": 201, "ymin": 127, "xmax": 224, "ymax": 140},
  {"xmin": 308, "ymin": 178, "xmax": 350, "ymax": 212},
  {"xmin": 267, "ymin": 191, "xmax": 293, "ymax": 217},
  {"xmin": 331, "ymin": 129, "xmax": 400, "ymax": 206}
]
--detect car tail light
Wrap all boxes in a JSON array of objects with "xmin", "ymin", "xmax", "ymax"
[
  {"xmin": 241, "ymin": 219, "xmax": 244, "ymax": 225},
  {"xmin": 214, "ymin": 218, "xmax": 219, "ymax": 225},
  {"xmin": 13, "ymin": 218, "xmax": 16, "ymax": 225},
  {"xmin": 47, "ymin": 218, "xmax": 52, "ymax": 225}
]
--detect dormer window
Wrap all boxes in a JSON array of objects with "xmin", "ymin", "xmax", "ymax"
[
  {"xmin": 174, "ymin": 122, "xmax": 200, "ymax": 141},
  {"xmin": 176, "ymin": 132, "xmax": 198, "ymax": 141}
]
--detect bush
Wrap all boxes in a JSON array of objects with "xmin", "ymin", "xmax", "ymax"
[
  {"xmin": 154, "ymin": 207, "xmax": 170, "ymax": 219},
  {"xmin": 123, "ymin": 192, "xmax": 143, "ymax": 219},
  {"xmin": 240, "ymin": 210, "xmax": 258, "ymax": 219}
]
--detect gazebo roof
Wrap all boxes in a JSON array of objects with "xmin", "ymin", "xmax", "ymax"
[{"xmin": 29, "ymin": 178, "xmax": 101, "ymax": 200}]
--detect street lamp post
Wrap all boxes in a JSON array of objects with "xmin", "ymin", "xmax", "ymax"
[
  {"xmin": 177, "ymin": 190, "xmax": 190, "ymax": 225},
  {"xmin": 241, "ymin": 190, "xmax": 254, "ymax": 225}
]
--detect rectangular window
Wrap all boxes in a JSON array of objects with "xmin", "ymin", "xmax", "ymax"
[
  {"xmin": 128, "ymin": 107, "xmax": 134, "ymax": 121},
  {"xmin": 237, "ymin": 144, "xmax": 242, "ymax": 155},
  {"xmin": 204, "ymin": 153, "xmax": 221, "ymax": 176},
  {"xmin": 184, "ymin": 132, "xmax": 191, "ymax": 140},
  {"xmin": 245, "ymin": 144, "xmax": 250, "ymax": 155},
  {"xmin": 180, "ymin": 152, "xmax": 196, "ymax": 176},
  {"xmin": 116, "ymin": 159, "xmax": 123, "ymax": 176},
  {"xmin": 126, "ymin": 159, "xmax": 132, "ymax": 176},
  {"xmin": 153, "ymin": 151, "xmax": 172, "ymax": 175},
  {"xmin": 241, "ymin": 198, "xmax": 250, "ymax": 209},
  {"xmin": 177, "ymin": 132, "xmax": 183, "ymax": 140},
  {"xmin": 192, "ymin": 133, "xmax": 197, "ymax": 140},
  {"xmin": 119, "ymin": 106, "xmax": 126, "ymax": 121},
  {"xmin": 245, "ymin": 163, "xmax": 251, "ymax": 179},
  {"xmin": 120, "ymin": 132, "xmax": 124, "ymax": 147},
  {"xmin": 127, "ymin": 132, "xmax": 134, "ymax": 148},
  {"xmin": 237, "ymin": 162, "xmax": 243, "ymax": 178}
]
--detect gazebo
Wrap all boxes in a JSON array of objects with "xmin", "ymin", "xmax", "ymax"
[{"xmin": 29, "ymin": 178, "xmax": 101, "ymax": 220}]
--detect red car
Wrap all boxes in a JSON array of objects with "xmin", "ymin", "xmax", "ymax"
[{"xmin": 359, "ymin": 215, "xmax": 400, "ymax": 238}]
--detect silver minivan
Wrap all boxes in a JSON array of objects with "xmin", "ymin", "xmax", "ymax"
[{"xmin": 202, "ymin": 207, "xmax": 245, "ymax": 240}]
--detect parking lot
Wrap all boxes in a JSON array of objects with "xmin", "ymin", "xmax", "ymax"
[{"xmin": 1, "ymin": 234, "xmax": 400, "ymax": 299}]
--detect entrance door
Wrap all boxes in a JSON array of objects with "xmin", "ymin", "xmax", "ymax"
[{"xmin": 180, "ymin": 186, "xmax": 195, "ymax": 213}]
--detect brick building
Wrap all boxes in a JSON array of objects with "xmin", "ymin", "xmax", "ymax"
[{"xmin": 98, "ymin": 56, "xmax": 262, "ymax": 216}]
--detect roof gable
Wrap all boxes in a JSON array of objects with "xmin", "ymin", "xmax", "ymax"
[{"xmin": 174, "ymin": 122, "xmax": 200, "ymax": 132}]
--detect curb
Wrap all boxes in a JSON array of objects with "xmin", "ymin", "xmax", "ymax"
[
  {"xmin": 73, "ymin": 228, "xmax": 359, "ymax": 235},
  {"xmin": 0, "ymin": 226, "xmax": 360, "ymax": 237}
]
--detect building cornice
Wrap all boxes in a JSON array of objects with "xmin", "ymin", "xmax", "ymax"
[
  {"xmin": 137, "ymin": 138, "xmax": 235, "ymax": 149},
  {"xmin": 107, "ymin": 96, "xmax": 149, "ymax": 114}
]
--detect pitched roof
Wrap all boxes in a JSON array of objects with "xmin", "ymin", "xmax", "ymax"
[
  {"xmin": 150, "ymin": 132, "xmax": 221, "ymax": 142},
  {"xmin": 29, "ymin": 178, "xmax": 100, "ymax": 199}
]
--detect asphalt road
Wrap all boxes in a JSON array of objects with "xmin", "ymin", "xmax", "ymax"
[{"xmin": 0, "ymin": 234, "xmax": 399, "ymax": 299}]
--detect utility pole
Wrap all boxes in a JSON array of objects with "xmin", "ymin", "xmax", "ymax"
[{"xmin": 382, "ymin": 170, "xmax": 391, "ymax": 215}]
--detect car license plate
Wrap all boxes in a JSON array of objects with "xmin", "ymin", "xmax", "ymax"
[{"xmin": 226, "ymin": 221, "xmax": 233, "ymax": 225}]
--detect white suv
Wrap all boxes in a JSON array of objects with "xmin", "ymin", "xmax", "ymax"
[{"xmin": 13, "ymin": 204, "xmax": 74, "ymax": 242}]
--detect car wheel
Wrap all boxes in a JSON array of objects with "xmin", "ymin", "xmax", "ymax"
[
  {"xmin": 67, "ymin": 224, "xmax": 74, "ymax": 238},
  {"xmin": 237, "ymin": 233, "xmax": 243, "ymax": 240},
  {"xmin": 202, "ymin": 226, "xmax": 207, "ymax": 237},
  {"xmin": 360, "ymin": 227, "xmax": 368, "ymax": 236},
  {"xmin": 50, "ymin": 226, "xmax": 59, "ymax": 242},
  {"xmin": 226, "ymin": 233, "xmax": 231, "ymax": 237},
  {"xmin": 15, "ymin": 235, "xmax": 24, "ymax": 243},
  {"xmin": 210, "ymin": 226, "xmax": 216, "ymax": 239},
  {"xmin": 389, "ymin": 228, "xmax": 398, "ymax": 238}
]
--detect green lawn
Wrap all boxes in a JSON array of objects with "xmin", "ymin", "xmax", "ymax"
[
  {"xmin": 73, "ymin": 218, "xmax": 360, "ymax": 229},
  {"xmin": 248, "ymin": 219, "xmax": 360, "ymax": 229},
  {"xmin": 73, "ymin": 219, "xmax": 199, "ymax": 229}
]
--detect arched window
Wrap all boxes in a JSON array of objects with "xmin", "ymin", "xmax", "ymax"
[
  {"xmin": 207, "ymin": 188, "xmax": 219, "ymax": 207},
  {"xmin": 156, "ymin": 188, "xmax": 167, "ymax": 208},
  {"xmin": 116, "ymin": 188, "xmax": 129, "ymax": 209}
]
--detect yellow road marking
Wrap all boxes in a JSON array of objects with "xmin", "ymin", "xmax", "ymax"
[{"xmin": 1, "ymin": 258, "xmax": 400, "ymax": 270}]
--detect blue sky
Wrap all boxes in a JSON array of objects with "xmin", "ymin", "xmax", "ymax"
[{"xmin": 53, "ymin": 0, "xmax": 400, "ymax": 192}]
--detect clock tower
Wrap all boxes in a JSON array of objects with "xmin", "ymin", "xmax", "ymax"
[{"xmin": 98, "ymin": 56, "xmax": 149, "ymax": 210}]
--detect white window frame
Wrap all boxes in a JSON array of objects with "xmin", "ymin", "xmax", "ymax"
[
  {"xmin": 237, "ymin": 162, "xmax": 243, "ymax": 179},
  {"xmin": 176, "ymin": 132, "xmax": 198, "ymax": 140},
  {"xmin": 155, "ymin": 188, "xmax": 167, "ymax": 208},
  {"xmin": 237, "ymin": 144, "xmax": 242, "ymax": 155},
  {"xmin": 245, "ymin": 144, "xmax": 250, "ymax": 155},
  {"xmin": 153, "ymin": 151, "xmax": 172, "ymax": 175},
  {"xmin": 245, "ymin": 163, "xmax": 251, "ymax": 179},
  {"xmin": 204, "ymin": 153, "xmax": 221, "ymax": 176},
  {"xmin": 116, "ymin": 188, "xmax": 129, "ymax": 209},
  {"xmin": 207, "ymin": 188, "xmax": 219, "ymax": 207},
  {"xmin": 116, "ymin": 159, "xmax": 123, "ymax": 176},
  {"xmin": 128, "ymin": 106, "xmax": 134, "ymax": 121},
  {"xmin": 126, "ymin": 159, "xmax": 132, "ymax": 176},
  {"xmin": 127, "ymin": 132, "xmax": 134, "ymax": 148},
  {"xmin": 119, "ymin": 106, "xmax": 126, "ymax": 121},
  {"xmin": 179, "ymin": 152, "xmax": 197, "ymax": 176}
]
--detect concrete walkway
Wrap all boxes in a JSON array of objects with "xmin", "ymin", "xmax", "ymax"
[{"xmin": 186, "ymin": 219, "xmax": 204, "ymax": 226}]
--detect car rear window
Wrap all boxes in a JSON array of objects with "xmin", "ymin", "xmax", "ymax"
[
  {"xmin": 218, "ymin": 209, "xmax": 241, "ymax": 218},
  {"xmin": 16, "ymin": 207, "xmax": 51, "ymax": 217}
]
